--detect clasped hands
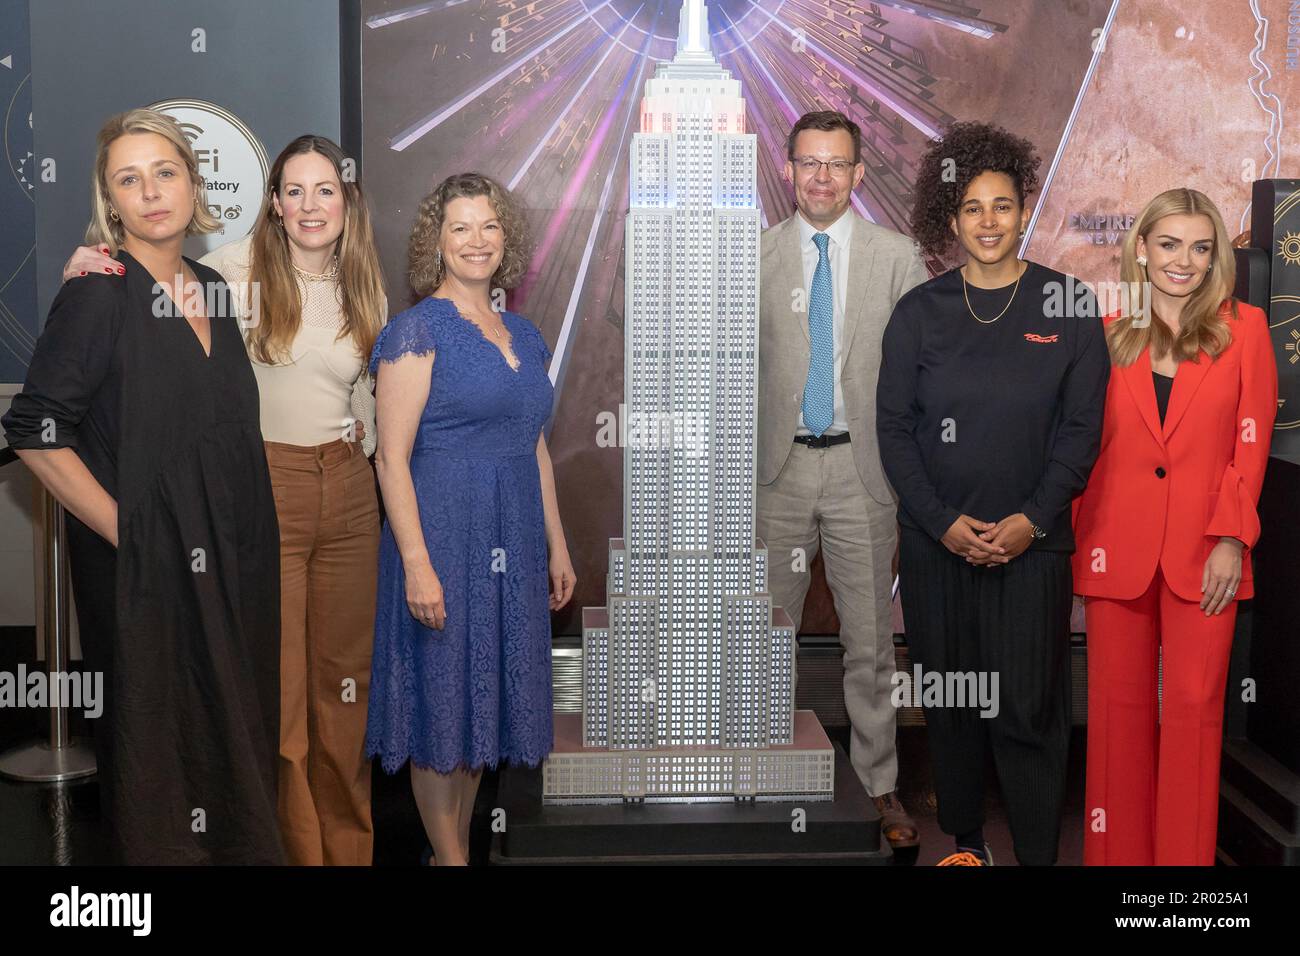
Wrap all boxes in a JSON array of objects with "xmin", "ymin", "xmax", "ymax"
[{"xmin": 942, "ymin": 513, "xmax": 1035, "ymax": 566}]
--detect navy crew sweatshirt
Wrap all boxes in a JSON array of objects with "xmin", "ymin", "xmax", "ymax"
[{"xmin": 876, "ymin": 260, "xmax": 1111, "ymax": 552}]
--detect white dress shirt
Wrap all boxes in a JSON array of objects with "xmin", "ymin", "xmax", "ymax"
[{"xmin": 795, "ymin": 207, "xmax": 852, "ymax": 436}]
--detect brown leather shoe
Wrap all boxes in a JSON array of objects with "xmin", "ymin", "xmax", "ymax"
[{"xmin": 872, "ymin": 792, "xmax": 919, "ymax": 849}]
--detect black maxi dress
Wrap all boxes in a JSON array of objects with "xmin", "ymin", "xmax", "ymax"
[{"xmin": 1, "ymin": 250, "xmax": 283, "ymax": 864}]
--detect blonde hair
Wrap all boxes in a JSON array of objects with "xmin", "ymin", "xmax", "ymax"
[
  {"xmin": 85, "ymin": 108, "xmax": 220, "ymax": 253},
  {"xmin": 246, "ymin": 135, "xmax": 386, "ymax": 366},
  {"xmin": 407, "ymin": 172, "xmax": 531, "ymax": 298},
  {"xmin": 1109, "ymin": 187, "xmax": 1237, "ymax": 367}
]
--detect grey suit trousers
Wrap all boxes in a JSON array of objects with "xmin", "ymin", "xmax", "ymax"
[{"xmin": 757, "ymin": 440, "xmax": 899, "ymax": 797}]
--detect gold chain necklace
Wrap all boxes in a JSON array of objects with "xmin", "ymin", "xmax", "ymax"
[
  {"xmin": 961, "ymin": 262, "xmax": 1024, "ymax": 324},
  {"xmin": 292, "ymin": 256, "xmax": 339, "ymax": 282},
  {"xmin": 476, "ymin": 316, "xmax": 505, "ymax": 339},
  {"xmin": 465, "ymin": 308, "xmax": 506, "ymax": 340}
]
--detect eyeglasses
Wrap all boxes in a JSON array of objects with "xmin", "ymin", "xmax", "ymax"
[{"xmin": 792, "ymin": 157, "xmax": 856, "ymax": 177}]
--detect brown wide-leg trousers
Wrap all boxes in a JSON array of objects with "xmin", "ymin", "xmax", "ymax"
[{"xmin": 265, "ymin": 438, "xmax": 379, "ymax": 865}]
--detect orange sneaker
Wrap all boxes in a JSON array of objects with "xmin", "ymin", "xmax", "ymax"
[{"xmin": 937, "ymin": 844, "xmax": 993, "ymax": 866}]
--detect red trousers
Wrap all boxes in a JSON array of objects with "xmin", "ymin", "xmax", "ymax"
[{"xmin": 1083, "ymin": 569, "xmax": 1236, "ymax": 865}]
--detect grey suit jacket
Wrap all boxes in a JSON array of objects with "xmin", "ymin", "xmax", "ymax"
[{"xmin": 757, "ymin": 211, "xmax": 929, "ymax": 504}]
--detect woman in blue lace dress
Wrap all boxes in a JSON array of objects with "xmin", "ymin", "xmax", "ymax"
[{"xmin": 366, "ymin": 173, "xmax": 576, "ymax": 865}]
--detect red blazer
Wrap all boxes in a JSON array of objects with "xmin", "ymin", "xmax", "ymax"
[{"xmin": 1072, "ymin": 300, "xmax": 1277, "ymax": 602}]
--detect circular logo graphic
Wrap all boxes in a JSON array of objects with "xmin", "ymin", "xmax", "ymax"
[
  {"xmin": 1280, "ymin": 231, "xmax": 1300, "ymax": 269},
  {"xmin": 149, "ymin": 98, "xmax": 269, "ymax": 258},
  {"xmin": 4, "ymin": 75, "xmax": 34, "ymax": 200}
]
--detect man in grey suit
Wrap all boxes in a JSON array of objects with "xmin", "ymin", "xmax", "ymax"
[{"xmin": 757, "ymin": 110, "xmax": 928, "ymax": 849}]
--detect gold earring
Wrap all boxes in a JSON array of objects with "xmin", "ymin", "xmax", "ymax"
[{"xmin": 109, "ymin": 208, "xmax": 120, "ymax": 222}]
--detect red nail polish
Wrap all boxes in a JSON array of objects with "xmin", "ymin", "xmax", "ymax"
[
  {"xmin": 105, "ymin": 268, "xmax": 113, "ymax": 273},
  {"xmin": 117, "ymin": 269, "xmax": 125, "ymax": 275},
  {"xmin": 79, "ymin": 271, "xmax": 86, "ymax": 276}
]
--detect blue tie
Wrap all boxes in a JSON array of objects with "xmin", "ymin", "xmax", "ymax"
[{"xmin": 802, "ymin": 232, "xmax": 834, "ymax": 437}]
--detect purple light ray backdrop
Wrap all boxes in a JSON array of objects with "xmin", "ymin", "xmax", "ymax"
[{"xmin": 360, "ymin": 0, "xmax": 1300, "ymax": 637}]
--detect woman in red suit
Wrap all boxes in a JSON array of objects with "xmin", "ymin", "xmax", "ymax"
[{"xmin": 1073, "ymin": 188, "xmax": 1277, "ymax": 865}]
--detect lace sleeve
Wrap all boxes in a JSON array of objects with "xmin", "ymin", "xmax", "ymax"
[
  {"xmin": 368, "ymin": 302, "xmax": 439, "ymax": 376},
  {"xmin": 521, "ymin": 316, "xmax": 552, "ymax": 366},
  {"xmin": 350, "ymin": 371, "xmax": 377, "ymax": 457}
]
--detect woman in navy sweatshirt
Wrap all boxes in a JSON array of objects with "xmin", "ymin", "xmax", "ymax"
[{"xmin": 876, "ymin": 122, "xmax": 1110, "ymax": 866}]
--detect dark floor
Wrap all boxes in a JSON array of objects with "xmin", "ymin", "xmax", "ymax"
[{"xmin": 0, "ymin": 684, "xmax": 1087, "ymax": 865}]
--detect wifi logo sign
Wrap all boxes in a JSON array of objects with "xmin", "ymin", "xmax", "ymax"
[
  {"xmin": 148, "ymin": 98, "xmax": 270, "ymax": 255},
  {"xmin": 177, "ymin": 122, "xmax": 223, "ymax": 173}
]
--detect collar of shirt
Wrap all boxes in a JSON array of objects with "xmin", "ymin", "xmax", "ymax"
[{"xmin": 796, "ymin": 206, "xmax": 853, "ymax": 259}]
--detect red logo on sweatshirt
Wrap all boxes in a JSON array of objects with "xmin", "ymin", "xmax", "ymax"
[{"xmin": 1024, "ymin": 333, "xmax": 1059, "ymax": 343}]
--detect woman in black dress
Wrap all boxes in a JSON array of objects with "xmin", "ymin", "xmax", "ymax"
[
  {"xmin": 876, "ymin": 122, "xmax": 1110, "ymax": 865},
  {"xmin": 1, "ymin": 109, "xmax": 283, "ymax": 864}
]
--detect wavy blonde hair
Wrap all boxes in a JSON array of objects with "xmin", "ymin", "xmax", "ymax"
[
  {"xmin": 85, "ymin": 108, "xmax": 220, "ymax": 254},
  {"xmin": 246, "ymin": 135, "xmax": 386, "ymax": 365},
  {"xmin": 407, "ymin": 172, "xmax": 531, "ymax": 298},
  {"xmin": 1109, "ymin": 187, "xmax": 1237, "ymax": 367}
]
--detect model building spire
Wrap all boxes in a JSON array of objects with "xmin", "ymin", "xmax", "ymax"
[{"xmin": 677, "ymin": 0, "xmax": 710, "ymax": 56}]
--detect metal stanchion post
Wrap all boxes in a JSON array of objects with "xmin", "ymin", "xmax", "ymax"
[{"xmin": 0, "ymin": 487, "xmax": 98, "ymax": 781}]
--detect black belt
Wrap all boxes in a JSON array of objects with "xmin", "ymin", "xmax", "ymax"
[{"xmin": 793, "ymin": 432, "xmax": 851, "ymax": 448}]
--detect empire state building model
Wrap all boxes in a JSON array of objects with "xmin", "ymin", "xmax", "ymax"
[{"xmin": 543, "ymin": 0, "xmax": 835, "ymax": 803}]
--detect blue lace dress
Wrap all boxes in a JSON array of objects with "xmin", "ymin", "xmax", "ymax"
[{"xmin": 365, "ymin": 296, "xmax": 555, "ymax": 774}]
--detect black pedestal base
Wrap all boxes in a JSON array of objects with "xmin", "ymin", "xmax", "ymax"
[
  {"xmin": 1217, "ymin": 738, "xmax": 1300, "ymax": 866},
  {"xmin": 489, "ymin": 742, "xmax": 891, "ymax": 864}
]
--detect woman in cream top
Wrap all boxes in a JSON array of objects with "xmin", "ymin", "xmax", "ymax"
[{"xmin": 202, "ymin": 233, "xmax": 379, "ymax": 455}]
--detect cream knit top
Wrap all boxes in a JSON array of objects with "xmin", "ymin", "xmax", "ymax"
[{"xmin": 200, "ymin": 235, "xmax": 381, "ymax": 456}]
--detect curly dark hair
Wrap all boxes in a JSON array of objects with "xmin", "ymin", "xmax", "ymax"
[
  {"xmin": 909, "ymin": 122, "xmax": 1041, "ymax": 258},
  {"xmin": 408, "ymin": 172, "xmax": 531, "ymax": 297}
]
